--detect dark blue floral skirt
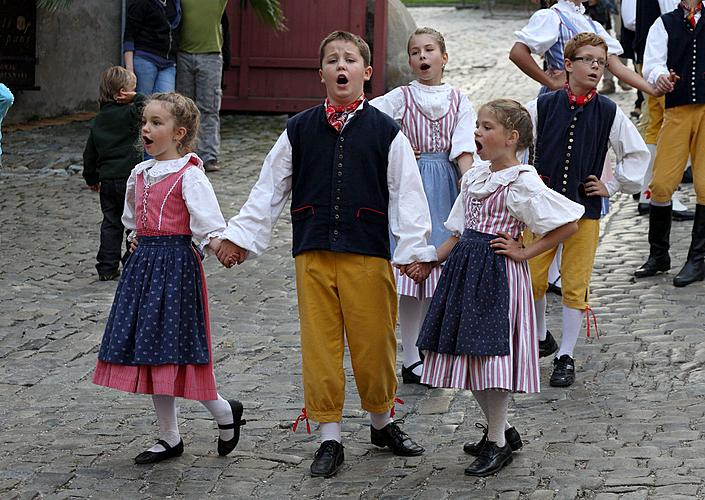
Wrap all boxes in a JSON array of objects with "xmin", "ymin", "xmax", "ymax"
[
  {"xmin": 417, "ymin": 229, "xmax": 510, "ymax": 357},
  {"xmin": 98, "ymin": 235, "xmax": 210, "ymax": 365}
]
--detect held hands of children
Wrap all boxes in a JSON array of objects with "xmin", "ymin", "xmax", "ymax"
[
  {"xmin": 216, "ymin": 239, "xmax": 247, "ymax": 268},
  {"xmin": 490, "ymin": 232, "xmax": 527, "ymax": 262},
  {"xmin": 654, "ymin": 70, "xmax": 680, "ymax": 96},
  {"xmin": 400, "ymin": 261, "xmax": 434, "ymax": 283}
]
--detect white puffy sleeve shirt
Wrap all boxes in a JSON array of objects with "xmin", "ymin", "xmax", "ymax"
[
  {"xmin": 444, "ymin": 164, "xmax": 585, "ymax": 237},
  {"xmin": 524, "ymin": 98, "xmax": 648, "ymax": 197},
  {"xmin": 370, "ymin": 81, "xmax": 477, "ymax": 161},
  {"xmin": 514, "ymin": 1, "xmax": 623, "ymax": 56},
  {"xmin": 222, "ymin": 103, "xmax": 437, "ymax": 264},
  {"xmin": 122, "ymin": 154, "xmax": 227, "ymax": 251}
]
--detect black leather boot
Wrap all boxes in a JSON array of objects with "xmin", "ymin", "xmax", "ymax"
[
  {"xmin": 673, "ymin": 204, "xmax": 705, "ymax": 287},
  {"xmin": 635, "ymin": 204, "xmax": 672, "ymax": 278}
]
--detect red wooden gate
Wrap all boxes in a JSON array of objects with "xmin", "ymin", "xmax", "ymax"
[{"xmin": 222, "ymin": 0, "xmax": 388, "ymax": 113}]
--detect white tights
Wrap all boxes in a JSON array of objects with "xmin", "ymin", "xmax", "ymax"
[
  {"xmin": 398, "ymin": 295, "xmax": 432, "ymax": 374},
  {"xmin": 472, "ymin": 389, "xmax": 510, "ymax": 447}
]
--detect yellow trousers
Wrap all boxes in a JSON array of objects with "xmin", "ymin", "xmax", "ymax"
[
  {"xmin": 295, "ymin": 250, "xmax": 398, "ymax": 423},
  {"xmin": 650, "ymin": 104, "xmax": 705, "ymax": 205},
  {"xmin": 644, "ymin": 94, "xmax": 666, "ymax": 145},
  {"xmin": 525, "ymin": 218, "xmax": 600, "ymax": 310}
]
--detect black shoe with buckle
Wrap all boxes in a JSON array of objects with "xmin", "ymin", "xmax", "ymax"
[
  {"xmin": 550, "ymin": 354, "xmax": 576, "ymax": 387},
  {"xmin": 464, "ymin": 441, "xmax": 513, "ymax": 477},
  {"xmin": 218, "ymin": 400, "xmax": 247, "ymax": 456},
  {"xmin": 134, "ymin": 439, "xmax": 184, "ymax": 464},
  {"xmin": 401, "ymin": 361, "xmax": 429, "ymax": 386},
  {"xmin": 463, "ymin": 423, "xmax": 523, "ymax": 456},
  {"xmin": 538, "ymin": 330, "xmax": 558, "ymax": 358},
  {"xmin": 310, "ymin": 440, "xmax": 344, "ymax": 478},
  {"xmin": 371, "ymin": 421, "xmax": 424, "ymax": 456}
]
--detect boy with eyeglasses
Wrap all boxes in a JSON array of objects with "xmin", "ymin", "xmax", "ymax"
[{"xmin": 523, "ymin": 32, "xmax": 649, "ymax": 388}]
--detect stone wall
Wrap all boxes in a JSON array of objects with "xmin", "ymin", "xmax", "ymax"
[{"xmin": 6, "ymin": 1, "xmax": 122, "ymax": 123}]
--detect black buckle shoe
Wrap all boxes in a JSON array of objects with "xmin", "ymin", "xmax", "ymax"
[
  {"xmin": 550, "ymin": 355, "xmax": 575, "ymax": 387},
  {"xmin": 673, "ymin": 258, "xmax": 705, "ymax": 287},
  {"xmin": 134, "ymin": 439, "xmax": 184, "ymax": 464},
  {"xmin": 371, "ymin": 421, "xmax": 424, "ymax": 456},
  {"xmin": 464, "ymin": 441, "xmax": 513, "ymax": 477},
  {"xmin": 401, "ymin": 361, "xmax": 429, "ymax": 386},
  {"xmin": 218, "ymin": 400, "xmax": 247, "ymax": 456},
  {"xmin": 463, "ymin": 423, "xmax": 523, "ymax": 456},
  {"xmin": 634, "ymin": 255, "xmax": 670, "ymax": 278},
  {"xmin": 538, "ymin": 331, "xmax": 558, "ymax": 358},
  {"xmin": 310, "ymin": 440, "xmax": 344, "ymax": 478}
]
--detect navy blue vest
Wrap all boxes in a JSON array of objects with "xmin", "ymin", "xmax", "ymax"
[
  {"xmin": 662, "ymin": 8, "xmax": 705, "ymax": 109},
  {"xmin": 535, "ymin": 90, "xmax": 617, "ymax": 220},
  {"xmin": 286, "ymin": 103, "xmax": 400, "ymax": 259}
]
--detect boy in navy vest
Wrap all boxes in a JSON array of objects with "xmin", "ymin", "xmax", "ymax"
[
  {"xmin": 217, "ymin": 31, "xmax": 436, "ymax": 478},
  {"xmin": 525, "ymin": 32, "xmax": 649, "ymax": 387},
  {"xmin": 635, "ymin": 0, "xmax": 705, "ymax": 287}
]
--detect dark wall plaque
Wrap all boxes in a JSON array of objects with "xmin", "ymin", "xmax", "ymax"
[{"xmin": 0, "ymin": 0, "xmax": 38, "ymax": 89}]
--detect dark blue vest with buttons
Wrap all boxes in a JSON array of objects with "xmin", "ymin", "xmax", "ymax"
[
  {"xmin": 662, "ymin": 9, "xmax": 705, "ymax": 109},
  {"xmin": 286, "ymin": 103, "xmax": 400, "ymax": 259},
  {"xmin": 535, "ymin": 89, "xmax": 616, "ymax": 220}
]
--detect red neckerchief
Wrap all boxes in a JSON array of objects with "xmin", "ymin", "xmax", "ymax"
[
  {"xmin": 565, "ymin": 82, "xmax": 597, "ymax": 107},
  {"xmin": 681, "ymin": 1, "xmax": 703, "ymax": 29},
  {"xmin": 325, "ymin": 96, "xmax": 364, "ymax": 133}
]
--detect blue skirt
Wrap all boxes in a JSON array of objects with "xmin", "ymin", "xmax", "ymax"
[
  {"xmin": 98, "ymin": 235, "xmax": 210, "ymax": 365},
  {"xmin": 417, "ymin": 229, "xmax": 510, "ymax": 357},
  {"xmin": 391, "ymin": 152, "xmax": 459, "ymax": 253}
]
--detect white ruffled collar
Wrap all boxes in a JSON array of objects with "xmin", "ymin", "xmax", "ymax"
[
  {"xmin": 409, "ymin": 80, "xmax": 453, "ymax": 94},
  {"xmin": 463, "ymin": 162, "xmax": 537, "ymax": 198},
  {"xmin": 133, "ymin": 153, "xmax": 203, "ymax": 178},
  {"xmin": 555, "ymin": 0, "xmax": 585, "ymax": 15}
]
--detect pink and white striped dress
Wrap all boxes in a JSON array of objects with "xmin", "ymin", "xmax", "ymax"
[{"xmin": 421, "ymin": 176, "xmax": 540, "ymax": 393}]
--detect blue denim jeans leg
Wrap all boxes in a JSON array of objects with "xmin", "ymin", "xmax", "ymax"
[{"xmin": 133, "ymin": 55, "xmax": 176, "ymax": 94}]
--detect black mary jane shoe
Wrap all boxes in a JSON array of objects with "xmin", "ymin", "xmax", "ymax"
[
  {"xmin": 218, "ymin": 399, "xmax": 247, "ymax": 456},
  {"xmin": 134, "ymin": 439, "xmax": 184, "ymax": 465},
  {"xmin": 464, "ymin": 441, "xmax": 513, "ymax": 477},
  {"xmin": 310, "ymin": 440, "xmax": 345, "ymax": 478},
  {"xmin": 371, "ymin": 421, "xmax": 424, "ymax": 456},
  {"xmin": 401, "ymin": 361, "xmax": 429, "ymax": 386},
  {"xmin": 463, "ymin": 423, "xmax": 523, "ymax": 456}
]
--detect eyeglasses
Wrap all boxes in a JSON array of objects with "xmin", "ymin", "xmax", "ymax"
[{"xmin": 572, "ymin": 57, "xmax": 607, "ymax": 68}]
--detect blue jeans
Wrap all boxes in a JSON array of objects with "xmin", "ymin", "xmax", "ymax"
[{"xmin": 133, "ymin": 55, "xmax": 176, "ymax": 94}]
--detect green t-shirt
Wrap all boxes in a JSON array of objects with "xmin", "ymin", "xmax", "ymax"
[{"xmin": 179, "ymin": 0, "xmax": 228, "ymax": 54}]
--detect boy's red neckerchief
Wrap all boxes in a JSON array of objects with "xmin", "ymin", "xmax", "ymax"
[
  {"xmin": 681, "ymin": 1, "xmax": 703, "ymax": 29},
  {"xmin": 325, "ymin": 96, "xmax": 364, "ymax": 133},
  {"xmin": 564, "ymin": 82, "xmax": 597, "ymax": 107}
]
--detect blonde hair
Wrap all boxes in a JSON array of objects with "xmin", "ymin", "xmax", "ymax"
[
  {"xmin": 147, "ymin": 93, "xmax": 201, "ymax": 155},
  {"xmin": 479, "ymin": 99, "xmax": 533, "ymax": 151},
  {"xmin": 319, "ymin": 31, "xmax": 371, "ymax": 67},
  {"xmin": 564, "ymin": 32, "xmax": 608, "ymax": 61},
  {"xmin": 407, "ymin": 27, "xmax": 447, "ymax": 55},
  {"xmin": 99, "ymin": 66, "xmax": 135, "ymax": 104}
]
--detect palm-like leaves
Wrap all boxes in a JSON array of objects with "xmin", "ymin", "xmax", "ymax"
[{"xmin": 37, "ymin": 0, "xmax": 286, "ymax": 30}]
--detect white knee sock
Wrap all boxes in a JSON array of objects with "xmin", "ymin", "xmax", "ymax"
[
  {"xmin": 149, "ymin": 395, "xmax": 181, "ymax": 452},
  {"xmin": 200, "ymin": 394, "xmax": 234, "ymax": 441},
  {"xmin": 485, "ymin": 391, "xmax": 510, "ymax": 447},
  {"xmin": 535, "ymin": 295, "xmax": 547, "ymax": 342},
  {"xmin": 320, "ymin": 422, "xmax": 342, "ymax": 443},
  {"xmin": 473, "ymin": 389, "xmax": 510, "ymax": 432},
  {"xmin": 672, "ymin": 193, "xmax": 689, "ymax": 212},
  {"xmin": 369, "ymin": 410, "xmax": 392, "ymax": 430},
  {"xmin": 399, "ymin": 295, "xmax": 425, "ymax": 374},
  {"xmin": 548, "ymin": 248, "xmax": 561, "ymax": 285},
  {"xmin": 557, "ymin": 306, "xmax": 584, "ymax": 359}
]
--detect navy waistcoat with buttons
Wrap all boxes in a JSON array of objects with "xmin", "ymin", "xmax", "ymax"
[
  {"xmin": 662, "ymin": 9, "xmax": 705, "ymax": 109},
  {"xmin": 534, "ymin": 89, "xmax": 617, "ymax": 220},
  {"xmin": 286, "ymin": 103, "xmax": 400, "ymax": 259}
]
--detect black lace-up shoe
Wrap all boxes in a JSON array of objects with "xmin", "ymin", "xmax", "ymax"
[
  {"xmin": 550, "ymin": 354, "xmax": 575, "ymax": 387},
  {"xmin": 310, "ymin": 440, "xmax": 344, "ymax": 478},
  {"xmin": 464, "ymin": 441, "xmax": 513, "ymax": 477},
  {"xmin": 463, "ymin": 423, "xmax": 523, "ymax": 456},
  {"xmin": 371, "ymin": 421, "xmax": 424, "ymax": 456},
  {"xmin": 538, "ymin": 331, "xmax": 558, "ymax": 358}
]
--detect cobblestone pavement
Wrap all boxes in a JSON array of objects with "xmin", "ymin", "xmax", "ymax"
[{"xmin": 2, "ymin": 7, "xmax": 705, "ymax": 500}]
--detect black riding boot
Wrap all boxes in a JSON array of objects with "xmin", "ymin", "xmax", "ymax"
[
  {"xmin": 673, "ymin": 204, "xmax": 705, "ymax": 287},
  {"xmin": 635, "ymin": 204, "xmax": 672, "ymax": 278}
]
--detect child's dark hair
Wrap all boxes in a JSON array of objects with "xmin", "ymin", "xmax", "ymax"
[
  {"xmin": 319, "ymin": 31, "xmax": 371, "ymax": 68},
  {"xmin": 479, "ymin": 99, "xmax": 533, "ymax": 151},
  {"xmin": 407, "ymin": 27, "xmax": 447, "ymax": 55},
  {"xmin": 148, "ymin": 92, "xmax": 201, "ymax": 155},
  {"xmin": 99, "ymin": 66, "xmax": 135, "ymax": 104}
]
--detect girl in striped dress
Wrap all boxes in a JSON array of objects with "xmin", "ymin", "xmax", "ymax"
[
  {"xmin": 93, "ymin": 93, "xmax": 245, "ymax": 464},
  {"xmin": 412, "ymin": 100, "xmax": 583, "ymax": 477},
  {"xmin": 370, "ymin": 27, "xmax": 477, "ymax": 385}
]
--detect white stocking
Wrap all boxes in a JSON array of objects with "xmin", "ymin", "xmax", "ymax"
[
  {"xmin": 149, "ymin": 395, "xmax": 180, "ymax": 452},
  {"xmin": 369, "ymin": 410, "xmax": 392, "ymax": 430},
  {"xmin": 399, "ymin": 295, "xmax": 430, "ymax": 374},
  {"xmin": 485, "ymin": 391, "xmax": 510, "ymax": 447},
  {"xmin": 200, "ymin": 394, "xmax": 234, "ymax": 441},
  {"xmin": 472, "ymin": 389, "xmax": 510, "ymax": 431},
  {"xmin": 320, "ymin": 422, "xmax": 342, "ymax": 443},
  {"xmin": 535, "ymin": 295, "xmax": 547, "ymax": 342},
  {"xmin": 557, "ymin": 306, "xmax": 583, "ymax": 359}
]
